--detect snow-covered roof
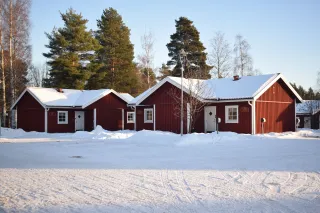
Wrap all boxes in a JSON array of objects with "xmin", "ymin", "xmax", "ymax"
[
  {"xmin": 119, "ymin": 93, "xmax": 134, "ymax": 102},
  {"xmin": 296, "ymin": 100, "xmax": 320, "ymax": 115},
  {"xmin": 11, "ymin": 87, "xmax": 131, "ymax": 109},
  {"xmin": 129, "ymin": 73, "xmax": 302, "ymax": 105}
]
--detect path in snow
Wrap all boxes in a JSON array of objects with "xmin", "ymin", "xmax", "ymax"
[
  {"xmin": 0, "ymin": 128, "xmax": 320, "ymax": 212},
  {"xmin": 0, "ymin": 169, "xmax": 320, "ymax": 213}
]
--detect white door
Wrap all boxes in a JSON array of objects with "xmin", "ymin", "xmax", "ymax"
[
  {"xmin": 304, "ymin": 116, "xmax": 311, "ymax": 129},
  {"xmin": 75, "ymin": 111, "xmax": 85, "ymax": 131},
  {"xmin": 204, "ymin": 106, "xmax": 216, "ymax": 132}
]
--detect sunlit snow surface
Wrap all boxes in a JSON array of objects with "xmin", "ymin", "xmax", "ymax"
[{"xmin": 0, "ymin": 127, "xmax": 319, "ymax": 212}]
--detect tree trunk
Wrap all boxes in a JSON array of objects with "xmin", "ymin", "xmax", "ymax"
[
  {"xmin": 1, "ymin": 48, "xmax": 6, "ymax": 127},
  {"xmin": 9, "ymin": 0, "xmax": 15, "ymax": 128},
  {"xmin": 0, "ymin": 6, "xmax": 6, "ymax": 127}
]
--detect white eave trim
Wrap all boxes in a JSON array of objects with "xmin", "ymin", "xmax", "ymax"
[
  {"xmin": 10, "ymin": 88, "xmax": 47, "ymax": 110},
  {"xmin": 132, "ymin": 77, "xmax": 204, "ymax": 106},
  {"xmin": 253, "ymin": 73, "xmax": 303, "ymax": 102},
  {"xmin": 131, "ymin": 73, "xmax": 303, "ymax": 106},
  {"xmin": 81, "ymin": 89, "xmax": 129, "ymax": 109}
]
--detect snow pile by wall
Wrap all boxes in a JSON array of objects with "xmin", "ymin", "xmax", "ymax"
[
  {"xmin": 176, "ymin": 131, "xmax": 250, "ymax": 146},
  {"xmin": 0, "ymin": 128, "xmax": 27, "ymax": 138},
  {"xmin": 72, "ymin": 125, "xmax": 134, "ymax": 140},
  {"xmin": 1, "ymin": 126, "xmax": 319, "ymax": 143},
  {"xmin": 127, "ymin": 130, "xmax": 180, "ymax": 144}
]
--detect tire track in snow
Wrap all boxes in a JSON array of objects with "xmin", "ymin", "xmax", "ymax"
[{"xmin": 178, "ymin": 171, "xmax": 212, "ymax": 213}]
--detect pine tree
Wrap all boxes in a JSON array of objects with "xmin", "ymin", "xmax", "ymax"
[
  {"xmin": 43, "ymin": 8, "xmax": 98, "ymax": 89},
  {"xmin": 166, "ymin": 17, "xmax": 211, "ymax": 79},
  {"xmin": 86, "ymin": 8, "xmax": 138, "ymax": 93},
  {"xmin": 157, "ymin": 63, "xmax": 172, "ymax": 80}
]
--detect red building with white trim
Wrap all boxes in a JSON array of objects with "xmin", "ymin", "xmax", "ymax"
[
  {"xmin": 128, "ymin": 73, "xmax": 302, "ymax": 134},
  {"xmin": 296, "ymin": 100, "xmax": 320, "ymax": 129},
  {"xmin": 11, "ymin": 87, "xmax": 134, "ymax": 133}
]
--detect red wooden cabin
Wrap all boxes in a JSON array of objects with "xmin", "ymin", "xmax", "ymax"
[
  {"xmin": 11, "ymin": 88, "xmax": 134, "ymax": 133},
  {"xmin": 128, "ymin": 73, "xmax": 302, "ymax": 134},
  {"xmin": 296, "ymin": 100, "xmax": 320, "ymax": 129}
]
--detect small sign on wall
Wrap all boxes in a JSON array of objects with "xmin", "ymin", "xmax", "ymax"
[
  {"xmin": 240, "ymin": 106, "xmax": 249, "ymax": 113},
  {"xmin": 49, "ymin": 112, "xmax": 57, "ymax": 116}
]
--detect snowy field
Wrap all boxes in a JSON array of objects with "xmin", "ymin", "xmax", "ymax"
[{"xmin": 0, "ymin": 127, "xmax": 319, "ymax": 213}]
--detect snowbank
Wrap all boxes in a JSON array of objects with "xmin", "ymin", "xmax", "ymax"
[
  {"xmin": 72, "ymin": 125, "xmax": 134, "ymax": 140},
  {"xmin": 177, "ymin": 131, "xmax": 248, "ymax": 146},
  {"xmin": 1, "ymin": 126, "xmax": 319, "ymax": 144}
]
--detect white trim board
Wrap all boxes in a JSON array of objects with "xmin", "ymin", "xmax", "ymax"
[
  {"xmin": 253, "ymin": 73, "xmax": 303, "ymax": 102},
  {"xmin": 11, "ymin": 88, "xmax": 131, "ymax": 110},
  {"xmin": 130, "ymin": 73, "xmax": 303, "ymax": 107},
  {"xmin": 11, "ymin": 89, "xmax": 46, "ymax": 110},
  {"xmin": 81, "ymin": 89, "xmax": 130, "ymax": 108}
]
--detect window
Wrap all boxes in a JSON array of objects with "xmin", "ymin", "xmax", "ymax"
[
  {"xmin": 144, "ymin": 108, "xmax": 153, "ymax": 123},
  {"xmin": 127, "ymin": 112, "xmax": 135, "ymax": 123},
  {"xmin": 225, "ymin": 105, "xmax": 238, "ymax": 123},
  {"xmin": 57, "ymin": 111, "xmax": 68, "ymax": 124}
]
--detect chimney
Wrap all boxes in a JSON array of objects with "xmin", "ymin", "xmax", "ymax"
[
  {"xmin": 233, "ymin": 75, "xmax": 240, "ymax": 81},
  {"xmin": 56, "ymin": 88, "xmax": 63, "ymax": 93}
]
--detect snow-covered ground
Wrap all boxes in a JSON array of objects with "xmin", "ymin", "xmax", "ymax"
[{"xmin": 0, "ymin": 127, "xmax": 319, "ymax": 212}]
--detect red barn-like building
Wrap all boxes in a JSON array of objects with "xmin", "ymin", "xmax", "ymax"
[
  {"xmin": 128, "ymin": 73, "xmax": 302, "ymax": 134},
  {"xmin": 11, "ymin": 88, "xmax": 134, "ymax": 133},
  {"xmin": 296, "ymin": 100, "xmax": 320, "ymax": 129}
]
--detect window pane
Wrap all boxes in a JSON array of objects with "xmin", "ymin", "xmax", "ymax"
[
  {"xmin": 147, "ymin": 111, "xmax": 152, "ymax": 120},
  {"xmin": 58, "ymin": 112, "xmax": 66, "ymax": 122},
  {"xmin": 128, "ymin": 113, "xmax": 133, "ymax": 121},
  {"xmin": 227, "ymin": 107, "xmax": 238, "ymax": 121}
]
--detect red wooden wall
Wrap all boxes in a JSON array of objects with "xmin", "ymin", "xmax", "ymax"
[
  {"xmin": 16, "ymin": 91, "xmax": 130, "ymax": 133},
  {"xmin": 85, "ymin": 93, "xmax": 128, "ymax": 131},
  {"xmin": 139, "ymin": 82, "xmax": 186, "ymax": 133},
  {"xmin": 16, "ymin": 92, "xmax": 45, "ymax": 132},
  {"xmin": 194, "ymin": 102, "xmax": 252, "ymax": 134},
  {"xmin": 137, "ymin": 82, "xmax": 252, "ymax": 134},
  {"xmin": 255, "ymin": 79, "xmax": 295, "ymax": 134}
]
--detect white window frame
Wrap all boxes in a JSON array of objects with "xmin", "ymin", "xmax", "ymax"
[
  {"xmin": 127, "ymin": 112, "xmax": 135, "ymax": 123},
  {"xmin": 144, "ymin": 108, "xmax": 153, "ymax": 123},
  {"xmin": 225, "ymin": 105, "xmax": 239, "ymax": 124},
  {"xmin": 57, "ymin": 111, "xmax": 68, "ymax": 124}
]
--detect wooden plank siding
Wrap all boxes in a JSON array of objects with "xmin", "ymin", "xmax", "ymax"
[
  {"xmin": 16, "ymin": 91, "xmax": 45, "ymax": 132},
  {"xmin": 255, "ymin": 79, "xmax": 296, "ymax": 134},
  {"xmin": 194, "ymin": 102, "xmax": 252, "ymax": 134},
  {"xmin": 85, "ymin": 93, "xmax": 129, "ymax": 131},
  {"xmin": 138, "ymin": 82, "xmax": 187, "ymax": 133},
  {"xmin": 137, "ymin": 82, "xmax": 253, "ymax": 134}
]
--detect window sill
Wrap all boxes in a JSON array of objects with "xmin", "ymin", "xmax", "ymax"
[{"xmin": 225, "ymin": 120, "xmax": 238, "ymax": 124}]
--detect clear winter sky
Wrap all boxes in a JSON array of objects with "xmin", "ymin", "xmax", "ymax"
[{"xmin": 31, "ymin": 0, "xmax": 320, "ymax": 89}]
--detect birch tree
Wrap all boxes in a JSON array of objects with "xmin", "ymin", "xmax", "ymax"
[
  {"xmin": 27, "ymin": 64, "xmax": 48, "ymax": 87},
  {"xmin": 209, "ymin": 32, "xmax": 232, "ymax": 78},
  {"xmin": 137, "ymin": 31, "xmax": 156, "ymax": 88},
  {"xmin": 3, "ymin": 0, "xmax": 31, "ymax": 127},
  {"xmin": 0, "ymin": 2, "xmax": 6, "ymax": 126},
  {"xmin": 233, "ymin": 34, "xmax": 253, "ymax": 76}
]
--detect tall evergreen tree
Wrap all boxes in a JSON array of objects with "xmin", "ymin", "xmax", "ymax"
[
  {"xmin": 43, "ymin": 8, "xmax": 98, "ymax": 89},
  {"xmin": 86, "ymin": 8, "xmax": 138, "ymax": 93},
  {"xmin": 157, "ymin": 63, "xmax": 172, "ymax": 80},
  {"xmin": 166, "ymin": 17, "xmax": 211, "ymax": 79}
]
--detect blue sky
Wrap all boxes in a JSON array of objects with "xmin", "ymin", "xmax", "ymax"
[{"xmin": 31, "ymin": 0, "xmax": 319, "ymax": 89}]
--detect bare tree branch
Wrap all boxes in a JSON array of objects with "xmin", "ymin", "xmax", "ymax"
[
  {"xmin": 168, "ymin": 72, "xmax": 212, "ymax": 133},
  {"xmin": 209, "ymin": 32, "xmax": 232, "ymax": 78},
  {"xmin": 233, "ymin": 34, "xmax": 253, "ymax": 76},
  {"xmin": 137, "ymin": 30, "xmax": 155, "ymax": 88}
]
